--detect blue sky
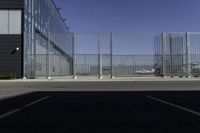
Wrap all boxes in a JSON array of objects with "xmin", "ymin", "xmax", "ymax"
[{"xmin": 54, "ymin": 0, "xmax": 200, "ymax": 33}]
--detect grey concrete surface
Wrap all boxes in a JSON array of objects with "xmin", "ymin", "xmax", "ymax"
[{"xmin": 0, "ymin": 78, "xmax": 200, "ymax": 100}]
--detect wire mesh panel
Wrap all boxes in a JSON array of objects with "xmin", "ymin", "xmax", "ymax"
[
  {"xmin": 49, "ymin": 54, "xmax": 72, "ymax": 76},
  {"xmin": 74, "ymin": 33, "xmax": 162, "ymax": 77},
  {"xmin": 75, "ymin": 54, "xmax": 99, "ymax": 76},
  {"xmin": 164, "ymin": 33, "xmax": 187, "ymax": 77},
  {"xmin": 112, "ymin": 55, "xmax": 156, "ymax": 76},
  {"xmin": 112, "ymin": 33, "xmax": 161, "ymax": 77},
  {"xmin": 189, "ymin": 33, "xmax": 200, "ymax": 77},
  {"xmin": 25, "ymin": 54, "xmax": 72, "ymax": 78},
  {"xmin": 102, "ymin": 54, "xmax": 111, "ymax": 76},
  {"xmin": 35, "ymin": 54, "xmax": 47, "ymax": 77},
  {"xmin": 74, "ymin": 33, "xmax": 99, "ymax": 76},
  {"xmin": 101, "ymin": 33, "xmax": 112, "ymax": 76},
  {"xmin": 24, "ymin": 32, "xmax": 200, "ymax": 78},
  {"xmin": 24, "ymin": 32, "xmax": 73, "ymax": 78},
  {"xmin": 25, "ymin": 54, "xmax": 35, "ymax": 78}
]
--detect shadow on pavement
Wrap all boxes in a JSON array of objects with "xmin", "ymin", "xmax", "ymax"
[{"xmin": 0, "ymin": 91, "xmax": 200, "ymax": 133}]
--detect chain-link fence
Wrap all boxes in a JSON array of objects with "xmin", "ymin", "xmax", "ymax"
[
  {"xmin": 73, "ymin": 32, "xmax": 200, "ymax": 78},
  {"xmin": 24, "ymin": 32, "xmax": 200, "ymax": 78},
  {"xmin": 25, "ymin": 54, "xmax": 72, "ymax": 78},
  {"xmin": 24, "ymin": 32, "xmax": 73, "ymax": 78},
  {"xmin": 73, "ymin": 33, "xmax": 158, "ymax": 77}
]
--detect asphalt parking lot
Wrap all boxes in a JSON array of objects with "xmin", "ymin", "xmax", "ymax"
[{"xmin": 0, "ymin": 90, "xmax": 200, "ymax": 133}]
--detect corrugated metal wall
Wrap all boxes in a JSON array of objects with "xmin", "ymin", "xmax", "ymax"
[
  {"xmin": 0, "ymin": 35, "xmax": 22, "ymax": 77},
  {"xmin": 0, "ymin": 0, "xmax": 24, "ymax": 78}
]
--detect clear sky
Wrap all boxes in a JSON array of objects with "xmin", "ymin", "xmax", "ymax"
[{"xmin": 54, "ymin": 0, "xmax": 200, "ymax": 33}]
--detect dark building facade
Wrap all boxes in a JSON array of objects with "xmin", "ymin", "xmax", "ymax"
[
  {"xmin": 0, "ymin": 0, "xmax": 23, "ymax": 78},
  {"xmin": 0, "ymin": 0, "xmax": 24, "ymax": 9},
  {"xmin": 0, "ymin": 0, "xmax": 73, "ymax": 78}
]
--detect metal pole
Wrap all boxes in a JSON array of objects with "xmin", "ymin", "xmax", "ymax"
[
  {"xmin": 23, "ymin": 32, "xmax": 27, "ymax": 79},
  {"xmin": 110, "ymin": 32, "xmax": 114, "ymax": 78},
  {"xmin": 186, "ymin": 32, "xmax": 191, "ymax": 78},
  {"xmin": 169, "ymin": 33, "xmax": 173, "ymax": 78},
  {"xmin": 46, "ymin": 33, "xmax": 48, "ymax": 78},
  {"xmin": 32, "ymin": 0, "xmax": 36, "ymax": 79},
  {"xmin": 98, "ymin": 32, "xmax": 103, "ymax": 79},
  {"xmin": 47, "ymin": 32, "xmax": 51, "ymax": 79},
  {"xmin": 72, "ymin": 32, "xmax": 77, "ymax": 79},
  {"xmin": 33, "ymin": 33, "xmax": 36, "ymax": 78},
  {"xmin": 162, "ymin": 32, "xmax": 166, "ymax": 78}
]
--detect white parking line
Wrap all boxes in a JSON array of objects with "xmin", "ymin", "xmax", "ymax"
[
  {"xmin": 0, "ymin": 109, "xmax": 21, "ymax": 119},
  {"xmin": 23, "ymin": 96, "xmax": 50, "ymax": 108},
  {"xmin": 146, "ymin": 95, "xmax": 200, "ymax": 117},
  {"xmin": 0, "ymin": 96, "xmax": 51, "ymax": 120}
]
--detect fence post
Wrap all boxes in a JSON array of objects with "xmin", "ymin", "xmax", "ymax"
[
  {"xmin": 33, "ymin": 33, "xmax": 36, "ymax": 79},
  {"xmin": 23, "ymin": 32, "xmax": 27, "ymax": 79},
  {"xmin": 162, "ymin": 32, "xmax": 166, "ymax": 78},
  {"xmin": 47, "ymin": 32, "xmax": 51, "ymax": 79},
  {"xmin": 98, "ymin": 32, "xmax": 103, "ymax": 79},
  {"xmin": 186, "ymin": 32, "xmax": 191, "ymax": 78},
  {"xmin": 46, "ymin": 33, "xmax": 48, "ymax": 79},
  {"xmin": 169, "ymin": 33, "xmax": 174, "ymax": 78},
  {"xmin": 72, "ymin": 32, "xmax": 77, "ymax": 79},
  {"xmin": 110, "ymin": 32, "xmax": 114, "ymax": 78}
]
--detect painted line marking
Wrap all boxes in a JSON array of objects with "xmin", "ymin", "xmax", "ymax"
[
  {"xmin": 146, "ymin": 95, "xmax": 200, "ymax": 117},
  {"xmin": 0, "ymin": 109, "xmax": 21, "ymax": 119},
  {"xmin": 0, "ymin": 96, "xmax": 51, "ymax": 120},
  {"xmin": 23, "ymin": 96, "xmax": 50, "ymax": 108}
]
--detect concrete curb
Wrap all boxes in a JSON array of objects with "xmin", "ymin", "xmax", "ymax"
[{"xmin": 0, "ymin": 77, "xmax": 200, "ymax": 82}]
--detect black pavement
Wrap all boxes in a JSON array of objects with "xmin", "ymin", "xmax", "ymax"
[{"xmin": 0, "ymin": 91, "xmax": 200, "ymax": 133}]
